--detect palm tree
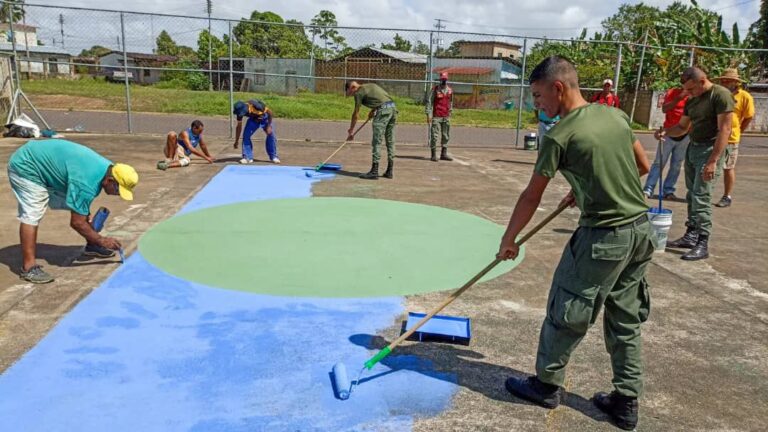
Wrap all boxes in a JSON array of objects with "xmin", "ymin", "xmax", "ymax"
[{"xmin": 0, "ymin": 1, "xmax": 25, "ymax": 24}]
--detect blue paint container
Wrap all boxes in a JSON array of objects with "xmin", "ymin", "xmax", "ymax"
[
  {"xmin": 404, "ymin": 312, "xmax": 471, "ymax": 345},
  {"xmin": 91, "ymin": 207, "xmax": 110, "ymax": 232}
]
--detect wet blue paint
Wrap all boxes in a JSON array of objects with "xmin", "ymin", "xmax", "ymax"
[{"xmin": 0, "ymin": 166, "xmax": 458, "ymax": 431}]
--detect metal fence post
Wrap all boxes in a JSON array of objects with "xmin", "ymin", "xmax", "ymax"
[
  {"xmin": 689, "ymin": 47, "xmax": 695, "ymax": 66},
  {"xmin": 228, "ymin": 20, "xmax": 234, "ymax": 139},
  {"xmin": 427, "ymin": 31, "xmax": 434, "ymax": 93},
  {"xmin": 208, "ymin": 9, "xmax": 213, "ymax": 91},
  {"xmin": 629, "ymin": 30, "xmax": 648, "ymax": 124},
  {"xmin": 7, "ymin": 2, "xmax": 20, "ymax": 119},
  {"xmin": 515, "ymin": 38, "xmax": 528, "ymax": 148},
  {"xmin": 120, "ymin": 12, "xmax": 132, "ymax": 133},
  {"xmin": 309, "ymin": 30, "xmax": 315, "ymax": 91},
  {"xmin": 613, "ymin": 43, "xmax": 622, "ymax": 92}
]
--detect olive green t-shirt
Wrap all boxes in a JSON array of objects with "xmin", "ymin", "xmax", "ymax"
[
  {"xmin": 535, "ymin": 104, "xmax": 647, "ymax": 227},
  {"xmin": 354, "ymin": 84, "xmax": 393, "ymax": 110},
  {"xmin": 683, "ymin": 84, "xmax": 734, "ymax": 143}
]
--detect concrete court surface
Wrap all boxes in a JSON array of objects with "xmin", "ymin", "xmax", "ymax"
[{"xmin": 0, "ymin": 132, "xmax": 766, "ymax": 431}]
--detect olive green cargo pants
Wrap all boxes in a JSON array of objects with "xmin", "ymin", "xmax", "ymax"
[
  {"xmin": 684, "ymin": 142, "xmax": 725, "ymax": 236},
  {"xmin": 535, "ymin": 216, "xmax": 655, "ymax": 397},
  {"xmin": 371, "ymin": 106, "xmax": 397, "ymax": 164},
  {"xmin": 430, "ymin": 116, "xmax": 450, "ymax": 150}
]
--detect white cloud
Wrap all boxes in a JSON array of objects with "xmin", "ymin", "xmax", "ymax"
[{"xmin": 22, "ymin": 0, "xmax": 765, "ymax": 53}]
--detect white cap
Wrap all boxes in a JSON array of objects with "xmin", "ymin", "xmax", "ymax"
[{"xmin": 603, "ymin": 78, "xmax": 613, "ymax": 86}]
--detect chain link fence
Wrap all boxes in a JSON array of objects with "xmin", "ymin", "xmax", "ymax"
[{"xmin": 1, "ymin": 1, "xmax": 766, "ymax": 147}]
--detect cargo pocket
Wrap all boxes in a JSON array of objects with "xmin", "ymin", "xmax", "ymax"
[
  {"xmin": 638, "ymin": 277, "xmax": 651, "ymax": 323},
  {"xmin": 577, "ymin": 236, "xmax": 632, "ymax": 286},
  {"xmin": 550, "ymin": 280, "xmax": 601, "ymax": 334}
]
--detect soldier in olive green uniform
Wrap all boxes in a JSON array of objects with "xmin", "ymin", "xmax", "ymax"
[
  {"xmin": 656, "ymin": 67, "xmax": 733, "ymax": 261},
  {"xmin": 345, "ymin": 81, "xmax": 397, "ymax": 180},
  {"xmin": 497, "ymin": 56, "xmax": 653, "ymax": 431}
]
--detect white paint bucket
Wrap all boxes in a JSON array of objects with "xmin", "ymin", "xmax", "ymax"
[{"xmin": 647, "ymin": 207, "xmax": 673, "ymax": 252}]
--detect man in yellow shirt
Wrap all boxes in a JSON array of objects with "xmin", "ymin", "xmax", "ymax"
[{"xmin": 713, "ymin": 69, "xmax": 755, "ymax": 208}]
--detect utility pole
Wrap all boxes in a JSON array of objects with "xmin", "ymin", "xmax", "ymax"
[
  {"xmin": 58, "ymin": 14, "xmax": 64, "ymax": 49},
  {"xmin": 206, "ymin": 0, "xmax": 213, "ymax": 91},
  {"xmin": 433, "ymin": 19, "xmax": 446, "ymax": 55}
]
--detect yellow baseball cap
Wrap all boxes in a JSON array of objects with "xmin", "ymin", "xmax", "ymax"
[{"xmin": 111, "ymin": 163, "xmax": 138, "ymax": 201}]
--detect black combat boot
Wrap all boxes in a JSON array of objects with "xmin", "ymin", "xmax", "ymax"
[
  {"xmin": 505, "ymin": 375, "xmax": 563, "ymax": 409},
  {"xmin": 359, "ymin": 163, "xmax": 379, "ymax": 180},
  {"xmin": 681, "ymin": 234, "xmax": 709, "ymax": 260},
  {"xmin": 382, "ymin": 160, "xmax": 393, "ymax": 179},
  {"xmin": 667, "ymin": 226, "xmax": 698, "ymax": 249},
  {"xmin": 440, "ymin": 147, "xmax": 453, "ymax": 161},
  {"xmin": 430, "ymin": 148, "xmax": 438, "ymax": 162},
  {"xmin": 592, "ymin": 391, "xmax": 639, "ymax": 431}
]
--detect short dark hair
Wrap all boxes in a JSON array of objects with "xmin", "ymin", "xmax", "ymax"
[
  {"xmin": 528, "ymin": 55, "xmax": 579, "ymax": 88},
  {"xmin": 681, "ymin": 67, "xmax": 706, "ymax": 83},
  {"xmin": 191, "ymin": 120, "xmax": 204, "ymax": 129},
  {"xmin": 344, "ymin": 81, "xmax": 357, "ymax": 91}
]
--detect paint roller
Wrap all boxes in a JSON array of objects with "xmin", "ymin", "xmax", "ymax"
[
  {"xmin": 331, "ymin": 201, "xmax": 569, "ymax": 400},
  {"xmin": 305, "ymin": 118, "xmax": 371, "ymax": 178}
]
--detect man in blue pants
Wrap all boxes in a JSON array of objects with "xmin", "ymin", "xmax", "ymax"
[
  {"xmin": 232, "ymin": 99, "xmax": 280, "ymax": 164},
  {"xmin": 643, "ymin": 86, "xmax": 689, "ymax": 200}
]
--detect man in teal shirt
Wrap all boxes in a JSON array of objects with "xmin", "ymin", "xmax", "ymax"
[{"xmin": 7, "ymin": 139, "xmax": 139, "ymax": 283}]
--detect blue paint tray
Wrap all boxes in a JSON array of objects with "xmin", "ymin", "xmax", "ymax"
[{"xmin": 402, "ymin": 312, "xmax": 471, "ymax": 345}]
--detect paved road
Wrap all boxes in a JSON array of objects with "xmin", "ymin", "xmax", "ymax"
[{"xmin": 38, "ymin": 109, "xmax": 768, "ymax": 154}]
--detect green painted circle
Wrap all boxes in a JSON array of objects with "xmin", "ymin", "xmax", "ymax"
[{"xmin": 139, "ymin": 198, "xmax": 524, "ymax": 297}]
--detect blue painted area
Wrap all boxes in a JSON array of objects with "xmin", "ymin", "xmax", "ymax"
[
  {"xmin": 180, "ymin": 165, "xmax": 332, "ymax": 214},
  {"xmin": 0, "ymin": 166, "xmax": 457, "ymax": 431}
]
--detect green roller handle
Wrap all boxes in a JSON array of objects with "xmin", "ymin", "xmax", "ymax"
[
  {"xmin": 362, "ymin": 201, "xmax": 569, "ymax": 370},
  {"xmin": 364, "ymin": 346, "xmax": 391, "ymax": 370}
]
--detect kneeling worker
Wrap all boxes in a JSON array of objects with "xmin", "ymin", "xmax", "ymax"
[{"xmin": 157, "ymin": 120, "xmax": 214, "ymax": 170}]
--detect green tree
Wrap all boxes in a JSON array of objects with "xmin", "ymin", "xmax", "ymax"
[
  {"xmin": 601, "ymin": 3, "xmax": 661, "ymax": 42},
  {"xmin": 435, "ymin": 40, "xmax": 463, "ymax": 57},
  {"xmin": 79, "ymin": 45, "xmax": 112, "ymax": 58},
  {"xmin": 0, "ymin": 0, "xmax": 24, "ymax": 23},
  {"xmin": 528, "ymin": 0, "xmax": 762, "ymax": 90},
  {"xmin": 197, "ymin": 30, "xmax": 227, "ymax": 64},
  {"xmin": 155, "ymin": 30, "xmax": 195, "ymax": 60},
  {"xmin": 156, "ymin": 30, "xmax": 179, "ymax": 56},
  {"xmin": 310, "ymin": 10, "xmax": 347, "ymax": 60},
  {"xmin": 412, "ymin": 40, "xmax": 430, "ymax": 55},
  {"xmin": 233, "ymin": 10, "xmax": 311, "ymax": 58},
  {"xmin": 747, "ymin": 0, "xmax": 767, "ymax": 77},
  {"xmin": 381, "ymin": 33, "xmax": 412, "ymax": 52}
]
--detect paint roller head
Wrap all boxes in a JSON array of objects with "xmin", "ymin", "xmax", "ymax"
[{"xmin": 331, "ymin": 362, "xmax": 351, "ymax": 400}]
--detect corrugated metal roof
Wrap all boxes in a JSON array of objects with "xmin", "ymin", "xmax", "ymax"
[
  {"xmin": 434, "ymin": 66, "xmax": 495, "ymax": 75},
  {"xmin": 368, "ymin": 47, "xmax": 427, "ymax": 63},
  {"xmin": 0, "ymin": 43, "xmax": 71, "ymax": 56}
]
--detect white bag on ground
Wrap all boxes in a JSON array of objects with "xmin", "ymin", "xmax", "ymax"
[{"xmin": 4, "ymin": 113, "xmax": 41, "ymax": 138}]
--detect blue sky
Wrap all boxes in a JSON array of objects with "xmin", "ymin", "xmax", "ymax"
[{"xmin": 20, "ymin": 0, "xmax": 763, "ymax": 54}]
